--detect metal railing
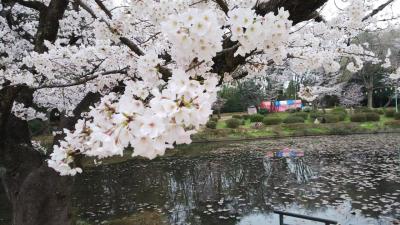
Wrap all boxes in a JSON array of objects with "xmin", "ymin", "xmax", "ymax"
[{"xmin": 274, "ymin": 210, "xmax": 338, "ymax": 225}]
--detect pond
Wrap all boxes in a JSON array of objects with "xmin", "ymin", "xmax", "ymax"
[{"xmin": 1, "ymin": 134, "xmax": 400, "ymax": 225}]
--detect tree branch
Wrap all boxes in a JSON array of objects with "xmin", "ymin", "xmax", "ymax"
[
  {"xmin": 94, "ymin": 0, "xmax": 112, "ymax": 19},
  {"xmin": 119, "ymin": 37, "xmax": 144, "ymax": 56},
  {"xmin": 74, "ymin": 0, "xmax": 97, "ymax": 18},
  {"xmin": 15, "ymin": 0, "xmax": 47, "ymax": 11},
  {"xmin": 214, "ymin": 0, "xmax": 229, "ymax": 15},
  {"xmin": 35, "ymin": 68, "xmax": 129, "ymax": 89},
  {"xmin": 362, "ymin": 0, "xmax": 395, "ymax": 21},
  {"xmin": 34, "ymin": 0, "xmax": 69, "ymax": 53}
]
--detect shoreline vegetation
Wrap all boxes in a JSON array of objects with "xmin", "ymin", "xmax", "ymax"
[
  {"xmin": 193, "ymin": 107, "xmax": 400, "ymax": 142},
  {"xmin": 31, "ymin": 107, "xmax": 400, "ymax": 166},
  {"xmin": 32, "ymin": 107, "xmax": 400, "ymax": 147}
]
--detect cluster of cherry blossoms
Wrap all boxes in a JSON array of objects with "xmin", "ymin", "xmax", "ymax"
[
  {"xmin": 48, "ymin": 69, "xmax": 218, "ymax": 175},
  {"xmin": 12, "ymin": 102, "xmax": 47, "ymax": 121},
  {"xmin": 228, "ymin": 7, "xmax": 291, "ymax": 63},
  {"xmin": 161, "ymin": 9, "xmax": 224, "ymax": 68}
]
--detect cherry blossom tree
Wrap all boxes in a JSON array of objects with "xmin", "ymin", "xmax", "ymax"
[{"xmin": 0, "ymin": 0, "xmax": 399, "ymax": 224}]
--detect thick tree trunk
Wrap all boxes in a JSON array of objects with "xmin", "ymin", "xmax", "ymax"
[
  {"xmin": 0, "ymin": 87, "xmax": 73, "ymax": 225},
  {"xmin": 367, "ymin": 88, "xmax": 374, "ymax": 109},
  {"xmin": 1, "ymin": 116, "xmax": 73, "ymax": 225},
  {"xmin": 367, "ymin": 75, "xmax": 374, "ymax": 109}
]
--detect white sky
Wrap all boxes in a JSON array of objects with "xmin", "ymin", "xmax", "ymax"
[{"xmin": 322, "ymin": 0, "xmax": 400, "ymax": 22}]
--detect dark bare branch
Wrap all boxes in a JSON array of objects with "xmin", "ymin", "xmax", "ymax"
[
  {"xmin": 214, "ymin": 0, "xmax": 229, "ymax": 15},
  {"xmin": 119, "ymin": 37, "xmax": 145, "ymax": 56},
  {"xmin": 94, "ymin": 0, "xmax": 112, "ymax": 19},
  {"xmin": 74, "ymin": 0, "xmax": 97, "ymax": 18},
  {"xmin": 362, "ymin": 0, "xmax": 395, "ymax": 21},
  {"xmin": 35, "ymin": 68, "xmax": 129, "ymax": 89},
  {"xmin": 255, "ymin": 0, "xmax": 328, "ymax": 25},
  {"xmin": 34, "ymin": 0, "xmax": 69, "ymax": 53},
  {"xmin": 15, "ymin": 0, "xmax": 47, "ymax": 11}
]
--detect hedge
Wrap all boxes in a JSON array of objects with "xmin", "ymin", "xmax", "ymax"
[
  {"xmin": 365, "ymin": 112, "xmax": 380, "ymax": 121},
  {"xmin": 206, "ymin": 120, "xmax": 217, "ymax": 129},
  {"xmin": 258, "ymin": 109, "xmax": 268, "ymax": 115},
  {"xmin": 283, "ymin": 116, "xmax": 305, "ymax": 124},
  {"xmin": 350, "ymin": 113, "xmax": 380, "ymax": 122},
  {"xmin": 330, "ymin": 111, "xmax": 347, "ymax": 121},
  {"xmin": 394, "ymin": 112, "xmax": 400, "ymax": 120},
  {"xmin": 385, "ymin": 108, "xmax": 395, "ymax": 117},
  {"xmin": 310, "ymin": 112, "xmax": 325, "ymax": 120},
  {"xmin": 286, "ymin": 108, "xmax": 301, "ymax": 113},
  {"xmin": 294, "ymin": 112, "xmax": 309, "ymax": 120},
  {"xmin": 226, "ymin": 118, "xmax": 241, "ymax": 128},
  {"xmin": 323, "ymin": 114, "xmax": 341, "ymax": 123},
  {"xmin": 242, "ymin": 115, "xmax": 251, "ymax": 120},
  {"xmin": 355, "ymin": 107, "xmax": 373, "ymax": 113},
  {"xmin": 384, "ymin": 120, "xmax": 400, "ymax": 127},
  {"xmin": 263, "ymin": 117, "xmax": 282, "ymax": 125},
  {"xmin": 209, "ymin": 117, "xmax": 219, "ymax": 122},
  {"xmin": 249, "ymin": 114, "xmax": 264, "ymax": 122},
  {"xmin": 374, "ymin": 108, "xmax": 384, "ymax": 115},
  {"xmin": 350, "ymin": 113, "xmax": 366, "ymax": 122}
]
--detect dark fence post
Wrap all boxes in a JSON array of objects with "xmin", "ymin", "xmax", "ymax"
[{"xmin": 279, "ymin": 214, "xmax": 284, "ymax": 225}]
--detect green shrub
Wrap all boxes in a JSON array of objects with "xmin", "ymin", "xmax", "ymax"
[
  {"xmin": 350, "ymin": 113, "xmax": 380, "ymax": 122},
  {"xmin": 302, "ymin": 106, "xmax": 312, "ymax": 112},
  {"xmin": 242, "ymin": 115, "xmax": 251, "ymax": 120},
  {"xmin": 323, "ymin": 114, "xmax": 341, "ymax": 123},
  {"xmin": 286, "ymin": 108, "xmax": 297, "ymax": 113},
  {"xmin": 385, "ymin": 108, "xmax": 395, "ymax": 117},
  {"xmin": 328, "ymin": 124, "xmax": 355, "ymax": 135},
  {"xmin": 258, "ymin": 109, "xmax": 268, "ymax": 115},
  {"xmin": 310, "ymin": 112, "xmax": 324, "ymax": 120},
  {"xmin": 331, "ymin": 107, "xmax": 348, "ymax": 114},
  {"xmin": 350, "ymin": 113, "xmax": 367, "ymax": 122},
  {"xmin": 394, "ymin": 112, "xmax": 400, "ymax": 120},
  {"xmin": 206, "ymin": 120, "xmax": 217, "ymax": 129},
  {"xmin": 330, "ymin": 111, "xmax": 347, "ymax": 121},
  {"xmin": 210, "ymin": 117, "xmax": 219, "ymax": 122},
  {"xmin": 263, "ymin": 117, "xmax": 282, "ymax": 125},
  {"xmin": 232, "ymin": 115, "xmax": 242, "ymax": 119},
  {"xmin": 249, "ymin": 114, "xmax": 264, "ymax": 122},
  {"xmin": 294, "ymin": 112, "xmax": 309, "ymax": 120},
  {"xmin": 283, "ymin": 116, "xmax": 305, "ymax": 124},
  {"xmin": 226, "ymin": 118, "xmax": 241, "ymax": 128},
  {"xmin": 355, "ymin": 107, "xmax": 373, "ymax": 113},
  {"xmin": 365, "ymin": 112, "xmax": 380, "ymax": 121},
  {"xmin": 375, "ymin": 108, "xmax": 384, "ymax": 115},
  {"xmin": 385, "ymin": 120, "xmax": 400, "ymax": 128}
]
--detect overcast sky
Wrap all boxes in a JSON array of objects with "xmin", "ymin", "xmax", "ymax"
[{"xmin": 322, "ymin": 0, "xmax": 400, "ymax": 22}]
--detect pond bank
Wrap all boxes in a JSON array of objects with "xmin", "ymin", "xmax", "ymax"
[
  {"xmin": 192, "ymin": 130, "xmax": 400, "ymax": 144},
  {"xmin": 193, "ymin": 119, "xmax": 400, "ymax": 143}
]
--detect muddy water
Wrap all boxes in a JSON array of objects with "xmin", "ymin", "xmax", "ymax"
[{"xmin": 72, "ymin": 134, "xmax": 400, "ymax": 225}]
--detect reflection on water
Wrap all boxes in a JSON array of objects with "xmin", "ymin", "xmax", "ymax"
[{"xmin": 72, "ymin": 138, "xmax": 400, "ymax": 225}]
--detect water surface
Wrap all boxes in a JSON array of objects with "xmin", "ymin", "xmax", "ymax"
[{"xmin": 72, "ymin": 134, "xmax": 400, "ymax": 225}]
